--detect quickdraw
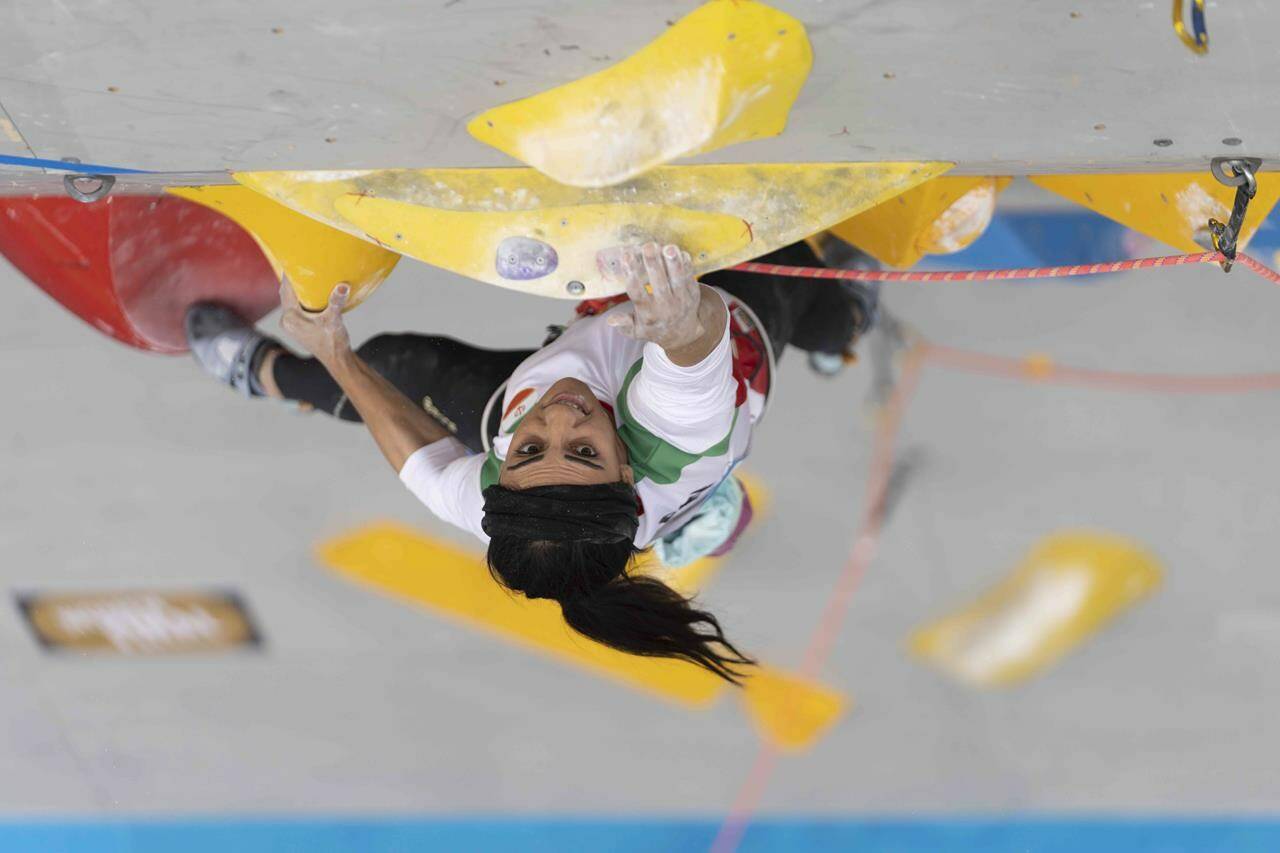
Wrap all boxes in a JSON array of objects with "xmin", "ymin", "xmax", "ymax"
[{"xmin": 1208, "ymin": 157, "xmax": 1261, "ymax": 273}]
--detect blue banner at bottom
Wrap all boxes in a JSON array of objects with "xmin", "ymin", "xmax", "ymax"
[{"xmin": 0, "ymin": 818, "xmax": 1276, "ymax": 853}]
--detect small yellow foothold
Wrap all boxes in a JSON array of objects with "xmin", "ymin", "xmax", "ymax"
[
  {"xmin": 1023, "ymin": 352, "xmax": 1055, "ymax": 380},
  {"xmin": 468, "ymin": 0, "xmax": 814, "ymax": 187},
  {"xmin": 910, "ymin": 531, "xmax": 1163, "ymax": 687}
]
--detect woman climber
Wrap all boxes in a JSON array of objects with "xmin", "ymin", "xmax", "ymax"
[{"xmin": 184, "ymin": 237, "xmax": 878, "ymax": 683}]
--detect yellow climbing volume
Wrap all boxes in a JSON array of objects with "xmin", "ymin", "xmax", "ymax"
[
  {"xmin": 910, "ymin": 531, "xmax": 1162, "ymax": 687},
  {"xmin": 318, "ymin": 518, "xmax": 848, "ymax": 751},
  {"xmin": 468, "ymin": 0, "xmax": 813, "ymax": 187}
]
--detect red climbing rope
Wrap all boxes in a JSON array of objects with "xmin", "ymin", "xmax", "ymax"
[
  {"xmin": 729, "ymin": 249, "xmax": 1274, "ymax": 283},
  {"xmin": 710, "ymin": 351, "xmax": 925, "ymax": 853},
  {"xmin": 1236, "ymin": 253, "xmax": 1280, "ymax": 285},
  {"xmin": 711, "ymin": 248, "xmax": 1280, "ymax": 852}
]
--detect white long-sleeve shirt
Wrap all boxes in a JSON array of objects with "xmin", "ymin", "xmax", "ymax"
[{"xmin": 398, "ymin": 290, "xmax": 762, "ymax": 545}]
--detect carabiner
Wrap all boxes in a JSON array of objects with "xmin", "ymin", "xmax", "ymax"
[{"xmin": 1172, "ymin": 0, "xmax": 1208, "ymax": 55}]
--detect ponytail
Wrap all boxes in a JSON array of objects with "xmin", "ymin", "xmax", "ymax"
[
  {"xmin": 560, "ymin": 573, "xmax": 754, "ymax": 684},
  {"xmin": 486, "ymin": 536, "xmax": 755, "ymax": 684}
]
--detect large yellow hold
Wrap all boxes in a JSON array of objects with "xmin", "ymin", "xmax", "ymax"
[
  {"xmin": 468, "ymin": 0, "xmax": 813, "ymax": 187},
  {"xmin": 334, "ymin": 198, "xmax": 753, "ymax": 296},
  {"xmin": 237, "ymin": 162, "xmax": 950, "ymax": 299},
  {"xmin": 910, "ymin": 531, "xmax": 1162, "ymax": 687}
]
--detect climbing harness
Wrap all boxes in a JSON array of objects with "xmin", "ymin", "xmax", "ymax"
[
  {"xmin": 1172, "ymin": 0, "xmax": 1208, "ymax": 55},
  {"xmin": 1208, "ymin": 157, "xmax": 1261, "ymax": 272}
]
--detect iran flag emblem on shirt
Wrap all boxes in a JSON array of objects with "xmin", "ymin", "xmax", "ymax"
[{"xmin": 500, "ymin": 388, "xmax": 536, "ymax": 435}]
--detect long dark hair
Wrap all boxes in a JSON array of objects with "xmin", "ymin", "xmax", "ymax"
[{"xmin": 485, "ymin": 537, "xmax": 756, "ymax": 684}]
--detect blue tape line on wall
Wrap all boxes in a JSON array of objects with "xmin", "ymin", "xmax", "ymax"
[{"xmin": 0, "ymin": 154, "xmax": 148, "ymax": 175}]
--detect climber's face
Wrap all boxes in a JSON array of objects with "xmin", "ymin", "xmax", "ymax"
[{"xmin": 499, "ymin": 377, "xmax": 634, "ymax": 489}]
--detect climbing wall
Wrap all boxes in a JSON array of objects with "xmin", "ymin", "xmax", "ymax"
[
  {"xmin": 2, "ymin": 2, "xmax": 1280, "ymax": 850},
  {"xmin": 0, "ymin": 0, "xmax": 1274, "ymax": 174},
  {"xmin": 2, "ymin": 0, "xmax": 1276, "ymax": 330}
]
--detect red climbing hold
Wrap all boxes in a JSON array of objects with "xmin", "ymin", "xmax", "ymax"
[{"xmin": 0, "ymin": 194, "xmax": 280, "ymax": 353}]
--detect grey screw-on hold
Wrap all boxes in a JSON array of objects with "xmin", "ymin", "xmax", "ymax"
[
  {"xmin": 566, "ymin": 280, "xmax": 585, "ymax": 295},
  {"xmin": 64, "ymin": 174, "xmax": 115, "ymax": 203},
  {"xmin": 496, "ymin": 236, "xmax": 558, "ymax": 281}
]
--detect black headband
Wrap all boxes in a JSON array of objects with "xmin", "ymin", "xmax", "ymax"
[{"xmin": 482, "ymin": 483, "xmax": 639, "ymax": 544}]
